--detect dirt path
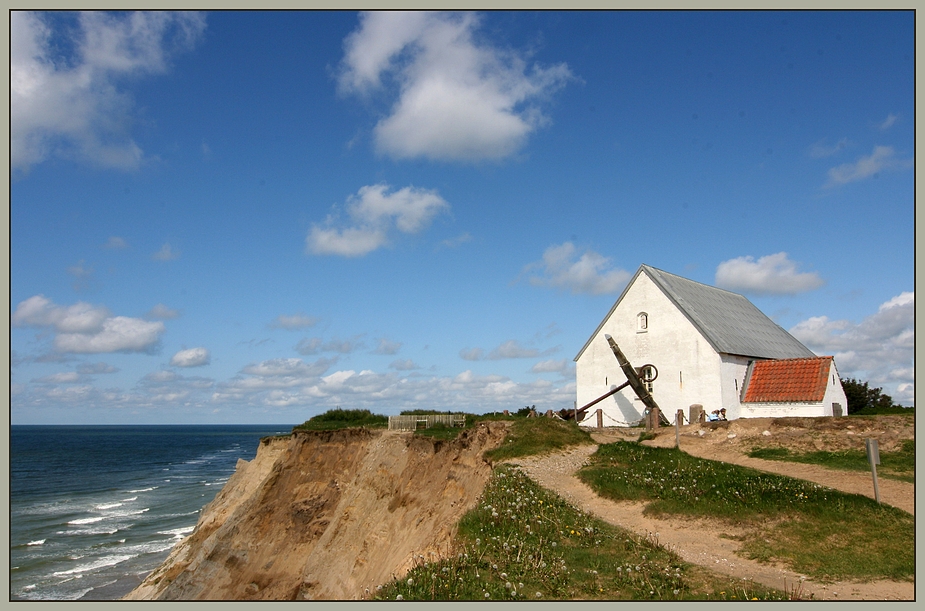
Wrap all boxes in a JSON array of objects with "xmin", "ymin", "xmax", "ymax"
[{"xmin": 507, "ymin": 441, "xmax": 914, "ymax": 601}]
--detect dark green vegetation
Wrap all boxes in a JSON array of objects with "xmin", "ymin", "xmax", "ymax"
[
  {"xmin": 482, "ymin": 417, "xmax": 592, "ymax": 461},
  {"xmin": 579, "ymin": 441, "xmax": 914, "ymax": 582},
  {"xmin": 841, "ymin": 377, "xmax": 913, "ymax": 415},
  {"xmin": 374, "ymin": 465, "xmax": 790, "ymax": 601},
  {"xmin": 292, "ymin": 408, "xmax": 388, "ymax": 431},
  {"xmin": 748, "ymin": 440, "xmax": 915, "ymax": 483}
]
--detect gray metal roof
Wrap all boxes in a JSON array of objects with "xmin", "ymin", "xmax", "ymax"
[{"xmin": 575, "ymin": 264, "xmax": 816, "ymax": 361}]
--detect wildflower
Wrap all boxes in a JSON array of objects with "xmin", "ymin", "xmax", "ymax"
[
  {"xmin": 484, "ymin": 592, "xmax": 490, "ymax": 599},
  {"xmin": 396, "ymin": 595, "xmax": 403, "ymax": 600},
  {"xmin": 535, "ymin": 592, "xmax": 543, "ymax": 598},
  {"xmin": 407, "ymin": 578, "xmax": 413, "ymax": 586}
]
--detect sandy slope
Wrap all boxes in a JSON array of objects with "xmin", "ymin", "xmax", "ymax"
[{"xmin": 125, "ymin": 422, "xmax": 508, "ymax": 600}]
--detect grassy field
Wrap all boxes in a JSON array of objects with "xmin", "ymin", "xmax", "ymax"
[
  {"xmin": 747, "ymin": 439, "xmax": 914, "ymax": 483},
  {"xmin": 578, "ymin": 441, "xmax": 914, "ymax": 582},
  {"xmin": 374, "ymin": 464, "xmax": 794, "ymax": 601},
  {"xmin": 482, "ymin": 417, "xmax": 593, "ymax": 461}
]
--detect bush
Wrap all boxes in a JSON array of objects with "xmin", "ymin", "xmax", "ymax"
[
  {"xmin": 841, "ymin": 378, "xmax": 912, "ymax": 415},
  {"xmin": 293, "ymin": 408, "xmax": 388, "ymax": 431}
]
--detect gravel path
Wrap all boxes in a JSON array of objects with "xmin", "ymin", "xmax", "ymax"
[{"xmin": 506, "ymin": 442, "xmax": 914, "ymax": 601}]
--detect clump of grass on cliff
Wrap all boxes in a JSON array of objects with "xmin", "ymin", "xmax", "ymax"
[
  {"xmin": 483, "ymin": 417, "xmax": 593, "ymax": 461},
  {"xmin": 292, "ymin": 408, "xmax": 388, "ymax": 432},
  {"xmin": 747, "ymin": 439, "xmax": 914, "ymax": 483},
  {"xmin": 373, "ymin": 465, "xmax": 790, "ymax": 601},
  {"xmin": 579, "ymin": 441, "xmax": 914, "ymax": 582}
]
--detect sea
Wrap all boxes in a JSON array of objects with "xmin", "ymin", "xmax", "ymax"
[{"xmin": 9, "ymin": 424, "xmax": 293, "ymax": 601}]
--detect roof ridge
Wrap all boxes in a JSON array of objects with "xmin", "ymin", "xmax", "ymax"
[{"xmin": 757, "ymin": 356, "xmax": 833, "ymax": 363}]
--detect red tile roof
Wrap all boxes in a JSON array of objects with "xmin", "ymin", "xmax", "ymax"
[{"xmin": 742, "ymin": 357, "xmax": 833, "ymax": 403}]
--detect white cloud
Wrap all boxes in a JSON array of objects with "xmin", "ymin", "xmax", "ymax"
[
  {"xmin": 307, "ymin": 183, "xmax": 449, "ymax": 257},
  {"xmin": 715, "ymin": 252, "xmax": 824, "ymax": 296},
  {"xmin": 808, "ymin": 137, "xmax": 849, "ymax": 159},
  {"xmin": 32, "ymin": 372, "xmax": 81, "ymax": 384},
  {"xmin": 56, "ymin": 317, "xmax": 165, "ymax": 354},
  {"xmin": 240, "ymin": 357, "xmax": 335, "ymax": 379},
  {"xmin": 13, "ymin": 295, "xmax": 109, "ymax": 333},
  {"xmin": 374, "ymin": 338, "xmax": 402, "ymax": 355},
  {"xmin": 77, "ymin": 362, "xmax": 119, "ymax": 374},
  {"xmin": 148, "ymin": 303, "xmax": 180, "ymax": 319},
  {"xmin": 104, "ymin": 236, "xmax": 128, "ymax": 249},
  {"xmin": 67, "ymin": 260, "xmax": 93, "ymax": 279},
  {"xmin": 145, "ymin": 370, "xmax": 179, "ymax": 383},
  {"xmin": 338, "ymin": 11, "xmax": 573, "ymax": 162},
  {"xmin": 170, "ymin": 347, "xmax": 210, "ymax": 367},
  {"xmin": 530, "ymin": 359, "xmax": 574, "ymax": 376},
  {"xmin": 439, "ymin": 232, "xmax": 473, "ymax": 249},
  {"xmin": 389, "ymin": 359, "xmax": 420, "ymax": 371},
  {"xmin": 524, "ymin": 242, "xmax": 630, "ymax": 295},
  {"xmin": 487, "ymin": 339, "xmax": 556, "ymax": 360},
  {"xmin": 270, "ymin": 313, "xmax": 318, "ymax": 330},
  {"xmin": 880, "ymin": 113, "xmax": 899, "ymax": 130},
  {"xmin": 459, "ymin": 347, "xmax": 484, "ymax": 361},
  {"xmin": 825, "ymin": 145, "xmax": 913, "ymax": 186},
  {"xmin": 11, "ymin": 11, "xmax": 205, "ymax": 172},
  {"xmin": 12, "ymin": 294, "xmax": 165, "ymax": 354},
  {"xmin": 307, "ymin": 225, "xmax": 387, "ymax": 258},
  {"xmin": 152, "ymin": 243, "xmax": 180, "ymax": 261},
  {"xmin": 790, "ymin": 291, "xmax": 914, "ymax": 405},
  {"xmin": 295, "ymin": 337, "xmax": 364, "ymax": 355}
]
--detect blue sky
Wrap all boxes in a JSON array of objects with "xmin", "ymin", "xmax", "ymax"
[{"xmin": 10, "ymin": 10, "xmax": 915, "ymax": 424}]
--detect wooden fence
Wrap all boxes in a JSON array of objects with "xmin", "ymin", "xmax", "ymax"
[{"xmin": 388, "ymin": 414, "xmax": 467, "ymax": 431}]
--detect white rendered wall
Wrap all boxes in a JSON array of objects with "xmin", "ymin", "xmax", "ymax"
[
  {"xmin": 719, "ymin": 354, "xmax": 752, "ymax": 420},
  {"xmin": 822, "ymin": 361, "xmax": 849, "ymax": 415},
  {"xmin": 575, "ymin": 272, "xmax": 724, "ymax": 427},
  {"xmin": 738, "ymin": 402, "xmax": 826, "ymax": 419}
]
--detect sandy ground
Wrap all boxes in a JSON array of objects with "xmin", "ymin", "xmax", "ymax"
[{"xmin": 507, "ymin": 417, "xmax": 914, "ymax": 601}]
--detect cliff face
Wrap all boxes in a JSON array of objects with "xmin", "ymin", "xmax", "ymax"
[{"xmin": 125, "ymin": 422, "xmax": 507, "ymax": 600}]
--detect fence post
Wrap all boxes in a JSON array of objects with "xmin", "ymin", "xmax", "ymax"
[
  {"xmin": 866, "ymin": 438, "xmax": 881, "ymax": 505},
  {"xmin": 675, "ymin": 409, "xmax": 683, "ymax": 448},
  {"xmin": 596, "ymin": 408, "xmax": 603, "ymax": 429}
]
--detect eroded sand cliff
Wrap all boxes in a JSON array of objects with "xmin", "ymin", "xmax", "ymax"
[{"xmin": 125, "ymin": 421, "xmax": 507, "ymax": 600}]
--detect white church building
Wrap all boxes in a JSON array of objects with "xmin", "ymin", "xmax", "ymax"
[{"xmin": 574, "ymin": 264, "xmax": 848, "ymax": 427}]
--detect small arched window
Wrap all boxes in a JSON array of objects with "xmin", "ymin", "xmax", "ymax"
[{"xmin": 637, "ymin": 312, "xmax": 648, "ymax": 333}]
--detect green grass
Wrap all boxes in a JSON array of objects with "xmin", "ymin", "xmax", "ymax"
[
  {"xmin": 578, "ymin": 441, "xmax": 914, "ymax": 582},
  {"xmin": 748, "ymin": 439, "xmax": 914, "ymax": 483},
  {"xmin": 412, "ymin": 421, "xmax": 467, "ymax": 440},
  {"xmin": 373, "ymin": 465, "xmax": 792, "ymax": 601},
  {"xmin": 292, "ymin": 408, "xmax": 388, "ymax": 431},
  {"xmin": 483, "ymin": 417, "xmax": 593, "ymax": 461}
]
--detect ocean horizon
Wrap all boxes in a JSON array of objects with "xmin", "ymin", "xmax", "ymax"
[{"xmin": 10, "ymin": 424, "xmax": 294, "ymax": 601}]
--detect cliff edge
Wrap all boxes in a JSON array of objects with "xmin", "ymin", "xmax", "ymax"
[{"xmin": 124, "ymin": 421, "xmax": 507, "ymax": 600}]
